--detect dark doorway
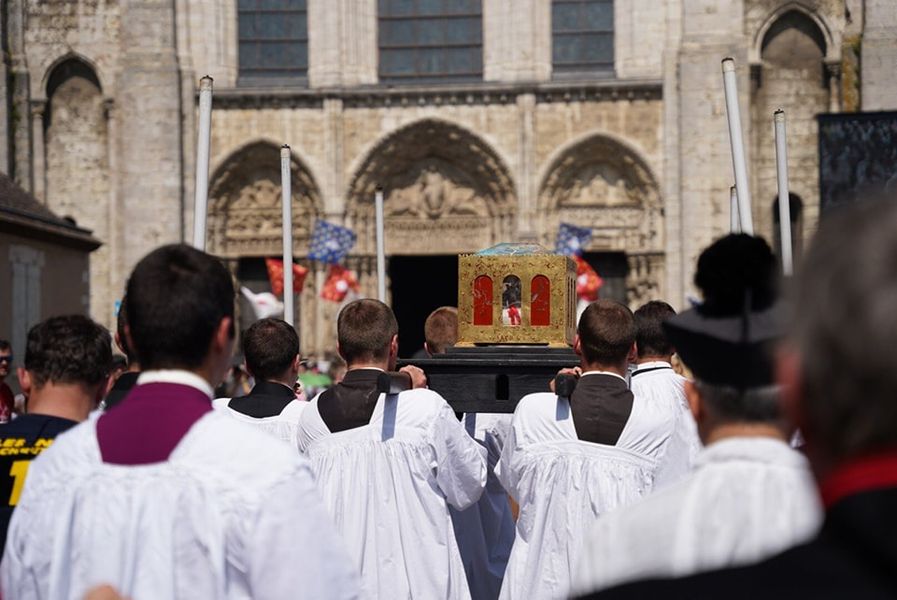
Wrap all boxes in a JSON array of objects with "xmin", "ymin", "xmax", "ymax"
[
  {"xmin": 389, "ymin": 255, "xmax": 459, "ymax": 358},
  {"xmin": 581, "ymin": 252, "xmax": 629, "ymax": 304}
]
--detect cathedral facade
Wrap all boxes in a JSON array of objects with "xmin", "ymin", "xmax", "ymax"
[{"xmin": 2, "ymin": 0, "xmax": 894, "ymax": 355}]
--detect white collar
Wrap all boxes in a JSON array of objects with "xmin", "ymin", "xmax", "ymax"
[
  {"xmin": 580, "ymin": 370, "xmax": 628, "ymax": 384},
  {"xmin": 633, "ymin": 361, "xmax": 673, "ymax": 372},
  {"xmin": 136, "ymin": 370, "xmax": 214, "ymax": 399}
]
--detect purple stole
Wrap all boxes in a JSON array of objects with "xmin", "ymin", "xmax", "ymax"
[{"xmin": 96, "ymin": 382, "xmax": 212, "ymax": 465}]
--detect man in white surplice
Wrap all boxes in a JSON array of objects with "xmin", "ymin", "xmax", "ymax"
[
  {"xmin": 213, "ymin": 317, "xmax": 307, "ymax": 448},
  {"xmin": 297, "ymin": 299, "xmax": 487, "ymax": 599},
  {"xmin": 1, "ymin": 244, "xmax": 360, "ymax": 600},
  {"xmin": 497, "ymin": 299, "xmax": 673, "ymax": 600},
  {"xmin": 571, "ymin": 234, "xmax": 822, "ymax": 596},
  {"xmin": 630, "ymin": 300, "xmax": 702, "ymax": 487},
  {"xmin": 423, "ymin": 306, "xmax": 515, "ymax": 600}
]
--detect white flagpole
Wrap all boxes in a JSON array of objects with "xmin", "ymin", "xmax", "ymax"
[
  {"xmin": 375, "ymin": 186, "xmax": 386, "ymax": 303},
  {"xmin": 730, "ymin": 186, "xmax": 741, "ymax": 233},
  {"xmin": 774, "ymin": 109, "xmax": 794, "ymax": 275},
  {"xmin": 192, "ymin": 75, "xmax": 213, "ymax": 250},
  {"xmin": 281, "ymin": 145, "xmax": 294, "ymax": 325},
  {"xmin": 721, "ymin": 58, "xmax": 754, "ymax": 235}
]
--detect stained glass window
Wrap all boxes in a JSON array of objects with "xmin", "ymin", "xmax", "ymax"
[
  {"xmin": 379, "ymin": 0, "xmax": 483, "ymax": 84},
  {"xmin": 238, "ymin": 0, "xmax": 308, "ymax": 84},
  {"xmin": 552, "ymin": 0, "xmax": 614, "ymax": 76}
]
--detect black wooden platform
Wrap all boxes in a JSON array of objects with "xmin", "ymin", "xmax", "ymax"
[{"xmin": 397, "ymin": 346, "xmax": 579, "ymax": 413}]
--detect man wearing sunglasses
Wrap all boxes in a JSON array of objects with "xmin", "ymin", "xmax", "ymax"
[{"xmin": 0, "ymin": 341, "xmax": 14, "ymax": 423}]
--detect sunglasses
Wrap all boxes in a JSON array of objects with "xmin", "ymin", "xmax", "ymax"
[{"xmin": 0, "ymin": 356, "xmax": 12, "ymax": 364}]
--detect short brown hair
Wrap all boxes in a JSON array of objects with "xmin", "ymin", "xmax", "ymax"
[
  {"xmin": 577, "ymin": 299, "xmax": 635, "ymax": 366},
  {"xmin": 242, "ymin": 318, "xmax": 300, "ymax": 381},
  {"xmin": 634, "ymin": 300, "xmax": 676, "ymax": 358},
  {"xmin": 424, "ymin": 306, "xmax": 458, "ymax": 355},
  {"xmin": 337, "ymin": 299, "xmax": 398, "ymax": 365}
]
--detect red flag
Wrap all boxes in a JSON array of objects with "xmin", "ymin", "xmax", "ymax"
[
  {"xmin": 573, "ymin": 256, "xmax": 603, "ymax": 302},
  {"xmin": 265, "ymin": 258, "xmax": 309, "ymax": 296},
  {"xmin": 320, "ymin": 264, "xmax": 359, "ymax": 302}
]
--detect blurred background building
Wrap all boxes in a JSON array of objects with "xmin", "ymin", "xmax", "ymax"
[{"xmin": 1, "ymin": 0, "xmax": 894, "ymax": 356}]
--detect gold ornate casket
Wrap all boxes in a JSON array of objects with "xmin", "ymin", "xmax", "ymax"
[{"xmin": 457, "ymin": 243, "xmax": 576, "ymax": 347}]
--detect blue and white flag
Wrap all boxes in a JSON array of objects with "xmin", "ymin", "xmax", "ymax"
[
  {"xmin": 555, "ymin": 222, "xmax": 592, "ymax": 256},
  {"xmin": 308, "ymin": 220, "xmax": 357, "ymax": 264}
]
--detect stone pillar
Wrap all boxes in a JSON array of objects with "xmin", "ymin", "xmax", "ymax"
[
  {"xmin": 323, "ymin": 98, "xmax": 345, "ymax": 215},
  {"xmin": 672, "ymin": 0, "xmax": 748, "ymax": 305},
  {"xmin": 861, "ymin": 0, "xmax": 897, "ymax": 110},
  {"xmin": 483, "ymin": 0, "xmax": 551, "ymax": 82},
  {"xmin": 308, "ymin": 0, "xmax": 377, "ymax": 87},
  {"xmin": 516, "ymin": 93, "xmax": 537, "ymax": 241},
  {"xmin": 115, "ymin": 0, "xmax": 184, "ymax": 279},
  {"xmin": 8, "ymin": 0, "xmax": 31, "ymax": 189},
  {"xmin": 29, "ymin": 100, "xmax": 46, "ymax": 202}
]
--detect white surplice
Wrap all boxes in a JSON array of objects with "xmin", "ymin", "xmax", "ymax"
[
  {"xmin": 571, "ymin": 437, "xmax": 822, "ymax": 595},
  {"xmin": 297, "ymin": 388, "xmax": 488, "ymax": 600},
  {"xmin": 1, "ymin": 374, "xmax": 359, "ymax": 600},
  {"xmin": 629, "ymin": 361, "xmax": 702, "ymax": 487},
  {"xmin": 451, "ymin": 413, "xmax": 515, "ymax": 600},
  {"xmin": 496, "ymin": 382, "xmax": 664, "ymax": 600},
  {"xmin": 212, "ymin": 397, "xmax": 307, "ymax": 449}
]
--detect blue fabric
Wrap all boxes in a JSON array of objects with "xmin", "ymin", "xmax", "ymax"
[
  {"xmin": 555, "ymin": 222, "xmax": 592, "ymax": 256},
  {"xmin": 308, "ymin": 220, "xmax": 357, "ymax": 264}
]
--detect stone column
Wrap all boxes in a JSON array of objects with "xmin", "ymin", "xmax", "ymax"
[
  {"xmin": 861, "ymin": 0, "xmax": 897, "ymax": 110},
  {"xmin": 8, "ymin": 0, "xmax": 31, "ymax": 189},
  {"xmin": 309, "ymin": 0, "xmax": 377, "ymax": 87},
  {"xmin": 29, "ymin": 100, "xmax": 46, "ymax": 202},
  {"xmin": 483, "ymin": 0, "xmax": 551, "ymax": 82},
  {"xmin": 115, "ymin": 0, "xmax": 184, "ymax": 277},
  {"xmin": 672, "ymin": 0, "xmax": 748, "ymax": 305},
  {"xmin": 516, "ymin": 93, "xmax": 537, "ymax": 241}
]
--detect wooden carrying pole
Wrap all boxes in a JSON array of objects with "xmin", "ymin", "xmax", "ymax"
[
  {"xmin": 774, "ymin": 109, "xmax": 794, "ymax": 275},
  {"xmin": 730, "ymin": 186, "xmax": 741, "ymax": 233},
  {"xmin": 721, "ymin": 59, "xmax": 754, "ymax": 234},
  {"xmin": 192, "ymin": 75, "xmax": 213, "ymax": 250},
  {"xmin": 281, "ymin": 145, "xmax": 294, "ymax": 325}
]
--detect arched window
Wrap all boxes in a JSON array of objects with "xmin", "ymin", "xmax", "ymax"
[
  {"xmin": 502, "ymin": 275, "xmax": 522, "ymax": 326},
  {"xmin": 551, "ymin": 0, "xmax": 614, "ymax": 77},
  {"xmin": 378, "ymin": 0, "xmax": 483, "ymax": 83},
  {"xmin": 238, "ymin": 0, "xmax": 308, "ymax": 84},
  {"xmin": 531, "ymin": 275, "xmax": 551, "ymax": 326},
  {"xmin": 473, "ymin": 275, "xmax": 493, "ymax": 325},
  {"xmin": 773, "ymin": 193, "xmax": 803, "ymax": 263}
]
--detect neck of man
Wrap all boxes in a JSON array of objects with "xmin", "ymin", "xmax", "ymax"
[
  {"xmin": 580, "ymin": 359, "xmax": 628, "ymax": 378},
  {"xmin": 27, "ymin": 382, "xmax": 97, "ymax": 422},
  {"xmin": 347, "ymin": 361, "xmax": 388, "ymax": 372},
  {"xmin": 266, "ymin": 370, "xmax": 297, "ymax": 390},
  {"xmin": 636, "ymin": 354, "xmax": 673, "ymax": 365},
  {"xmin": 703, "ymin": 421, "xmax": 787, "ymax": 446}
]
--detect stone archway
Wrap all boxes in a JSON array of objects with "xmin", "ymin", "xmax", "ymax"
[
  {"xmin": 208, "ymin": 141, "xmax": 324, "ymax": 354},
  {"xmin": 208, "ymin": 141, "xmax": 322, "ymax": 258},
  {"xmin": 537, "ymin": 134, "xmax": 664, "ymax": 308},
  {"xmin": 346, "ymin": 119, "xmax": 517, "ymax": 256}
]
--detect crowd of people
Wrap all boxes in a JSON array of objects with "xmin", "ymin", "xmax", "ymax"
[{"xmin": 0, "ymin": 194, "xmax": 895, "ymax": 599}]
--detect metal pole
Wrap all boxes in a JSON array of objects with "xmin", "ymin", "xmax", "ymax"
[
  {"xmin": 281, "ymin": 145, "xmax": 294, "ymax": 325},
  {"xmin": 375, "ymin": 186, "xmax": 386, "ymax": 303},
  {"xmin": 192, "ymin": 75, "xmax": 213, "ymax": 250},
  {"xmin": 774, "ymin": 109, "xmax": 794, "ymax": 275},
  {"xmin": 721, "ymin": 58, "xmax": 754, "ymax": 234},
  {"xmin": 730, "ymin": 186, "xmax": 741, "ymax": 233}
]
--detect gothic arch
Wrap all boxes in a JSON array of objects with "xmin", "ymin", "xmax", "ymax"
[
  {"xmin": 43, "ymin": 55, "xmax": 112, "ymax": 321},
  {"xmin": 537, "ymin": 132, "xmax": 664, "ymax": 307},
  {"xmin": 208, "ymin": 141, "xmax": 323, "ymax": 257},
  {"xmin": 346, "ymin": 119, "xmax": 517, "ymax": 255},
  {"xmin": 750, "ymin": 3, "xmax": 838, "ymax": 65},
  {"xmin": 39, "ymin": 53, "xmax": 109, "ymax": 101}
]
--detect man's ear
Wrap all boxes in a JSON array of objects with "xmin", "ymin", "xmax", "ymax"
[
  {"xmin": 336, "ymin": 341, "xmax": 346, "ymax": 362},
  {"xmin": 390, "ymin": 334, "xmax": 399, "ymax": 357},
  {"xmin": 684, "ymin": 379, "xmax": 702, "ymax": 423},
  {"xmin": 777, "ymin": 345, "xmax": 806, "ymax": 435},
  {"xmin": 627, "ymin": 342, "xmax": 638, "ymax": 363},
  {"xmin": 123, "ymin": 325, "xmax": 137, "ymax": 360},
  {"xmin": 423, "ymin": 342, "xmax": 432, "ymax": 357},
  {"xmin": 17, "ymin": 368, "xmax": 31, "ymax": 396},
  {"xmin": 290, "ymin": 353, "xmax": 303, "ymax": 374},
  {"xmin": 573, "ymin": 335, "xmax": 582, "ymax": 357},
  {"xmin": 114, "ymin": 332, "xmax": 125, "ymax": 356}
]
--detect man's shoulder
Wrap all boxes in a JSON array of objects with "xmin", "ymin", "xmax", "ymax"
[{"xmin": 582, "ymin": 537, "xmax": 884, "ymax": 599}]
